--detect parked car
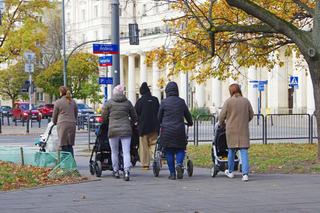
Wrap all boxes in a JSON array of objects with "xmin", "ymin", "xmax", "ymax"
[
  {"xmin": 12, "ymin": 102, "xmax": 42, "ymax": 122},
  {"xmin": 0, "ymin": 106, "xmax": 12, "ymax": 117},
  {"xmin": 77, "ymin": 103, "xmax": 96, "ymax": 116},
  {"xmin": 37, "ymin": 104, "xmax": 54, "ymax": 118}
]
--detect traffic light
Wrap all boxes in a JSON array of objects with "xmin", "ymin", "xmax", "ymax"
[
  {"xmin": 21, "ymin": 81, "xmax": 36, "ymax": 93},
  {"xmin": 21, "ymin": 80, "xmax": 30, "ymax": 93},
  {"xmin": 129, "ymin": 23, "xmax": 139, "ymax": 45}
]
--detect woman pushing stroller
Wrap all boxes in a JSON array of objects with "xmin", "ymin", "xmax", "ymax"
[
  {"xmin": 101, "ymin": 85, "xmax": 138, "ymax": 181},
  {"xmin": 158, "ymin": 82, "xmax": 193, "ymax": 180}
]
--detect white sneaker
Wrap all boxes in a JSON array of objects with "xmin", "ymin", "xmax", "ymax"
[
  {"xmin": 242, "ymin": 175, "xmax": 249, "ymax": 182},
  {"xmin": 224, "ymin": 170, "xmax": 234, "ymax": 178}
]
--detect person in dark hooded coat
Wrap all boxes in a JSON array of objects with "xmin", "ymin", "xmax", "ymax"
[
  {"xmin": 158, "ymin": 81, "xmax": 193, "ymax": 180},
  {"xmin": 135, "ymin": 82, "xmax": 160, "ymax": 169}
]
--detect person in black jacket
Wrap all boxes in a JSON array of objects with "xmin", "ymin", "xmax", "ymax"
[
  {"xmin": 135, "ymin": 82, "xmax": 160, "ymax": 170},
  {"xmin": 158, "ymin": 81, "xmax": 193, "ymax": 180},
  {"xmin": 135, "ymin": 82, "xmax": 159, "ymax": 170}
]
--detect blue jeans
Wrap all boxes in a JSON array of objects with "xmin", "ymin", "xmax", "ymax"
[
  {"xmin": 228, "ymin": 148, "xmax": 249, "ymax": 175},
  {"xmin": 165, "ymin": 148, "xmax": 185, "ymax": 175}
]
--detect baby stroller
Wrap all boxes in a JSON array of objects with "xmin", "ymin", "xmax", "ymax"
[
  {"xmin": 35, "ymin": 121, "xmax": 59, "ymax": 152},
  {"xmin": 89, "ymin": 122, "xmax": 140, "ymax": 177},
  {"xmin": 211, "ymin": 123, "xmax": 240, "ymax": 177},
  {"xmin": 152, "ymin": 125, "xmax": 193, "ymax": 178}
]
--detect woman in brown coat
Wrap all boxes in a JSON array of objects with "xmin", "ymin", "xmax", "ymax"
[
  {"xmin": 52, "ymin": 86, "xmax": 78, "ymax": 157},
  {"xmin": 219, "ymin": 83, "xmax": 254, "ymax": 181}
]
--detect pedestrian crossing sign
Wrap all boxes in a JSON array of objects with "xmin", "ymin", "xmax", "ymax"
[{"xmin": 289, "ymin": 76, "xmax": 299, "ymax": 87}]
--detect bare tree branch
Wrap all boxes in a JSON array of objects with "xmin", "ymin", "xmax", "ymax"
[{"xmin": 293, "ymin": 0, "xmax": 314, "ymax": 17}]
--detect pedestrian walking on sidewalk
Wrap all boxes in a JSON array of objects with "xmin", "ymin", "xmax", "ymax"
[
  {"xmin": 158, "ymin": 81, "xmax": 193, "ymax": 180},
  {"xmin": 135, "ymin": 82, "xmax": 160, "ymax": 170},
  {"xmin": 219, "ymin": 83, "xmax": 254, "ymax": 182},
  {"xmin": 52, "ymin": 86, "xmax": 78, "ymax": 157},
  {"xmin": 102, "ymin": 85, "xmax": 138, "ymax": 181}
]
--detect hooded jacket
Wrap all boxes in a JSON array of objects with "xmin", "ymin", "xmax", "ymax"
[
  {"xmin": 158, "ymin": 82, "xmax": 193, "ymax": 149},
  {"xmin": 134, "ymin": 82, "xmax": 160, "ymax": 136},
  {"xmin": 102, "ymin": 93, "xmax": 138, "ymax": 138}
]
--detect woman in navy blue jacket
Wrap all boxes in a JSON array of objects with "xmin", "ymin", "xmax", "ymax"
[{"xmin": 158, "ymin": 81, "xmax": 193, "ymax": 180}]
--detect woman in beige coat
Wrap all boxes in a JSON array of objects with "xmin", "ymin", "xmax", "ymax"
[
  {"xmin": 52, "ymin": 86, "xmax": 78, "ymax": 157},
  {"xmin": 219, "ymin": 83, "xmax": 254, "ymax": 181}
]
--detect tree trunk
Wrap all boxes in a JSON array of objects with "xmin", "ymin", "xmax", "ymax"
[{"xmin": 307, "ymin": 60, "xmax": 320, "ymax": 160}]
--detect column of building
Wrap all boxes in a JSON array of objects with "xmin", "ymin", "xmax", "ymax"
[{"xmin": 128, "ymin": 54, "xmax": 136, "ymax": 104}]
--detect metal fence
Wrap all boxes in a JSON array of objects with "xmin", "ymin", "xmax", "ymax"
[
  {"xmin": 84, "ymin": 113, "xmax": 320, "ymax": 147},
  {"xmin": 265, "ymin": 114, "xmax": 311, "ymax": 144}
]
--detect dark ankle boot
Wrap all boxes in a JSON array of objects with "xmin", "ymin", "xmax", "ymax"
[
  {"xmin": 176, "ymin": 165, "xmax": 184, "ymax": 179},
  {"xmin": 124, "ymin": 171, "xmax": 130, "ymax": 181},
  {"xmin": 168, "ymin": 173, "xmax": 176, "ymax": 180},
  {"xmin": 112, "ymin": 171, "xmax": 120, "ymax": 179}
]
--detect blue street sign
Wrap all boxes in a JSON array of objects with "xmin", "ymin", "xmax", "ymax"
[
  {"xmin": 99, "ymin": 77, "xmax": 113, "ymax": 85},
  {"xmin": 93, "ymin": 44, "xmax": 119, "ymax": 54},
  {"xmin": 258, "ymin": 84, "xmax": 265, "ymax": 91},
  {"xmin": 249, "ymin": 80, "xmax": 259, "ymax": 83},
  {"xmin": 289, "ymin": 76, "xmax": 299, "ymax": 87},
  {"xmin": 253, "ymin": 84, "xmax": 258, "ymax": 88},
  {"xmin": 99, "ymin": 56, "xmax": 112, "ymax": 67}
]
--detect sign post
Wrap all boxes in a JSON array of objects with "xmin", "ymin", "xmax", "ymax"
[{"xmin": 24, "ymin": 51, "xmax": 35, "ymax": 133}]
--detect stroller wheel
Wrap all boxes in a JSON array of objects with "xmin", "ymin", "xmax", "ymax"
[
  {"xmin": 152, "ymin": 161, "xmax": 160, "ymax": 177},
  {"xmin": 187, "ymin": 160, "xmax": 193, "ymax": 177},
  {"xmin": 95, "ymin": 161, "xmax": 102, "ymax": 177},
  {"xmin": 89, "ymin": 162, "xmax": 95, "ymax": 175},
  {"xmin": 211, "ymin": 164, "xmax": 219, "ymax": 177}
]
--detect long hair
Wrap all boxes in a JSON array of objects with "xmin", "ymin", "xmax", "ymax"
[
  {"xmin": 59, "ymin": 86, "xmax": 72, "ymax": 103},
  {"xmin": 229, "ymin": 83, "xmax": 242, "ymax": 97}
]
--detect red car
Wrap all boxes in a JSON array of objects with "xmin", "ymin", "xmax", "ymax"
[
  {"xmin": 12, "ymin": 102, "xmax": 42, "ymax": 122},
  {"xmin": 37, "ymin": 104, "xmax": 54, "ymax": 118}
]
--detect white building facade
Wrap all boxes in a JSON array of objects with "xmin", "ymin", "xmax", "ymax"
[{"xmin": 65, "ymin": 0, "xmax": 314, "ymax": 114}]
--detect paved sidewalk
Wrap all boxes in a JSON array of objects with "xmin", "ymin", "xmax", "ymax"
[{"xmin": 1, "ymin": 154, "xmax": 320, "ymax": 213}]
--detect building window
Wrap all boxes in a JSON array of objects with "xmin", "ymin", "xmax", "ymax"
[
  {"xmin": 119, "ymin": 6, "xmax": 122, "ymax": 16},
  {"xmin": 142, "ymin": 4, "xmax": 147, "ymax": 16},
  {"xmin": 81, "ymin": 9, "xmax": 86, "ymax": 21},
  {"xmin": 154, "ymin": 2, "xmax": 159, "ymax": 13},
  {"xmin": 36, "ymin": 92, "xmax": 44, "ymax": 102},
  {"xmin": 94, "ymin": 5, "xmax": 98, "ymax": 18}
]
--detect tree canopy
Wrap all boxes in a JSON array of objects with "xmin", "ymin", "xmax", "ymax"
[
  {"xmin": 35, "ymin": 53, "xmax": 103, "ymax": 103},
  {"xmin": 0, "ymin": 63, "xmax": 28, "ymax": 106},
  {"xmin": 0, "ymin": 0, "xmax": 52, "ymax": 63},
  {"xmin": 148, "ymin": 0, "xmax": 315, "ymax": 82}
]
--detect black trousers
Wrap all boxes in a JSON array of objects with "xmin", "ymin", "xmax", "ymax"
[{"xmin": 61, "ymin": 145, "xmax": 74, "ymax": 157}]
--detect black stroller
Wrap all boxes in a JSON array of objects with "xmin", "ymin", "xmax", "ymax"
[
  {"xmin": 211, "ymin": 124, "xmax": 240, "ymax": 177},
  {"xmin": 89, "ymin": 122, "xmax": 140, "ymax": 177},
  {"xmin": 152, "ymin": 125, "xmax": 193, "ymax": 178}
]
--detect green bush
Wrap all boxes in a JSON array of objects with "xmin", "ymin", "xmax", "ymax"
[{"xmin": 190, "ymin": 107, "xmax": 210, "ymax": 119}]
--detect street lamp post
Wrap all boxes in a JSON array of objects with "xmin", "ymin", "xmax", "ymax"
[
  {"xmin": 111, "ymin": 0, "xmax": 120, "ymax": 88},
  {"xmin": 62, "ymin": 0, "xmax": 67, "ymax": 87}
]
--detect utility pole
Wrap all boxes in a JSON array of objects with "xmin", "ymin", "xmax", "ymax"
[
  {"xmin": 62, "ymin": 0, "xmax": 67, "ymax": 87},
  {"xmin": 111, "ymin": 0, "xmax": 120, "ymax": 88}
]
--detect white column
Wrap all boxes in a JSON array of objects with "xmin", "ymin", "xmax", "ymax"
[
  {"xmin": 247, "ymin": 66, "xmax": 258, "ymax": 114},
  {"xmin": 180, "ymin": 72, "xmax": 187, "ymax": 102},
  {"xmin": 307, "ymin": 71, "xmax": 315, "ymax": 114},
  {"xmin": 211, "ymin": 77, "xmax": 222, "ymax": 112},
  {"xmin": 267, "ymin": 49, "xmax": 288, "ymax": 113},
  {"xmin": 195, "ymin": 83, "xmax": 205, "ymax": 107},
  {"xmin": 140, "ymin": 53, "xmax": 147, "ymax": 84},
  {"xmin": 152, "ymin": 61, "xmax": 161, "ymax": 100},
  {"xmin": 128, "ymin": 54, "xmax": 136, "ymax": 104},
  {"xmin": 120, "ymin": 55, "xmax": 124, "ymax": 86},
  {"xmin": 293, "ymin": 52, "xmax": 307, "ymax": 112}
]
